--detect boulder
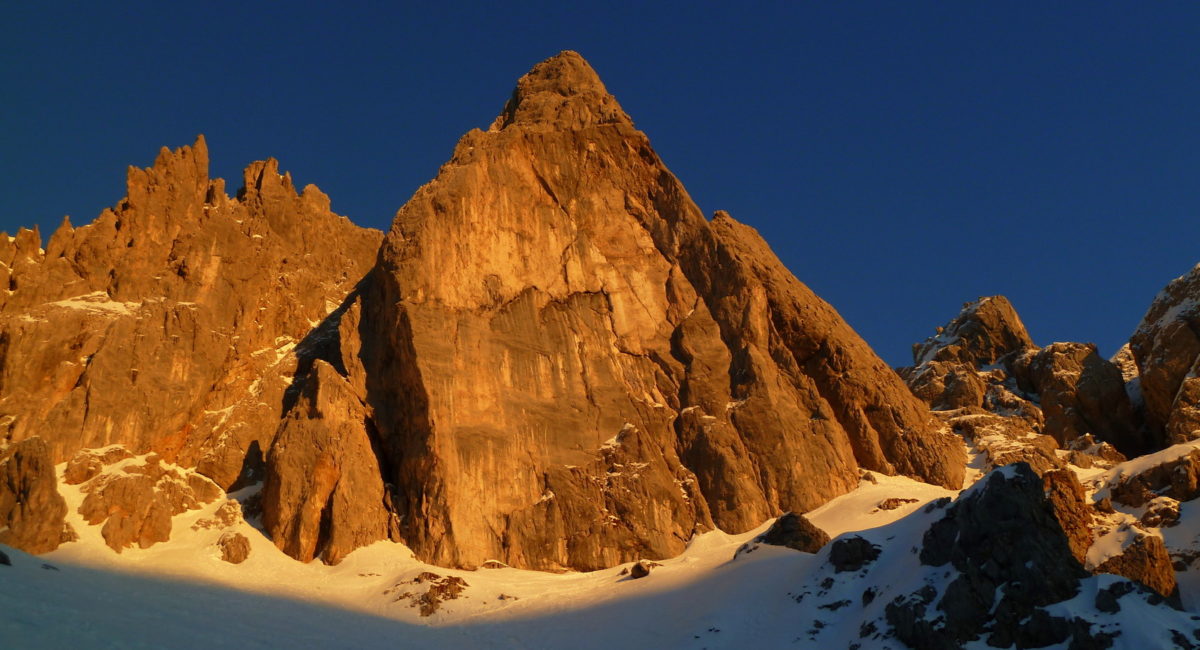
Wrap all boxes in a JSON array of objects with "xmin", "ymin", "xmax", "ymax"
[
  {"xmin": 0, "ymin": 438, "xmax": 68, "ymax": 554},
  {"xmin": 758, "ymin": 513, "xmax": 830, "ymax": 553},
  {"xmin": 629, "ymin": 560, "xmax": 654, "ymax": 579},
  {"xmin": 1095, "ymin": 533, "xmax": 1178, "ymax": 602},
  {"xmin": 217, "ymin": 531, "xmax": 251, "ymax": 564},
  {"xmin": 828, "ymin": 536, "xmax": 881, "ymax": 572},
  {"xmin": 77, "ymin": 455, "xmax": 221, "ymax": 551}
]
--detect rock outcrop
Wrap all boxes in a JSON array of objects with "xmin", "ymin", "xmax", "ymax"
[
  {"xmin": 1042, "ymin": 468, "xmax": 1094, "ymax": 565},
  {"xmin": 903, "ymin": 296, "xmax": 1145, "ymax": 482},
  {"xmin": 358, "ymin": 50, "xmax": 963, "ymax": 570},
  {"xmin": 262, "ymin": 359, "xmax": 397, "ymax": 564},
  {"xmin": 1094, "ymin": 533, "xmax": 1177, "ymax": 602},
  {"xmin": 788, "ymin": 463, "xmax": 1195, "ymax": 648},
  {"xmin": 0, "ymin": 52, "xmax": 969, "ymax": 571},
  {"xmin": 75, "ymin": 452, "xmax": 222, "ymax": 551},
  {"xmin": 757, "ymin": 513, "xmax": 831, "ymax": 554},
  {"xmin": 1105, "ymin": 446, "xmax": 1200, "ymax": 508},
  {"xmin": 1130, "ymin": 264, "xmax": 1200, "ymax": 448},
  {"xmin": 0, "ymin": 136, "xmax": 382, "ymax": 490},
  {"xmin": 217, "ymin": 531, "xmax": 251, "ymax": 564},
  {"xmin": 1012, "ymin": 342, "xmax": 1144, "ymax": 454},
  {"xmin": 0, "ymin": 438, "xmax": 69, "ymax": 553},
  {"xmin": 894, "ymin": 464, "xmax": 1128, "ymax": 648},
  {"xmin": 911, "ymin": 296, "xmax": 1033, "ymax": 367}
]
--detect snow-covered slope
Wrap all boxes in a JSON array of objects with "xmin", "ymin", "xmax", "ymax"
[{"xmin": 4, "ymin": 459, "xmax": 1198, "ymax": 649}]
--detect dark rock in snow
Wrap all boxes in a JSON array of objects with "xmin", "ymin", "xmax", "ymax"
[
  {"xmin": 629, "ymin": 561, "xmax": 653, "ymax": 579},
  {"xmin": 758, "ymin": 513, "xmax": 831, "ymax": 554},
  {"xmin": 1095, "ymin": 581, "xmax": 1136, "ymax": 614},
  {"xmin": 829, "ymin": 536, "xmax": 880, "ymax": 573},
  {"xmin": 901, "ymin": 464, "xmax": 1090, "ymax": 647}
]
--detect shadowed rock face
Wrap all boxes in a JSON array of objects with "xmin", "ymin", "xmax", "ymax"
[
  {"xmin": 360, "ymin": 50, "xmax": 963, "ymax": 571},
  {"xmin": 1017, "ymin": 342, "xmax": 1144, "ymax": 454}
]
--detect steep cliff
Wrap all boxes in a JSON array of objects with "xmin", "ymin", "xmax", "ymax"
[
  {"xmin": 350, "ymin": 50, "xmax": 964, "ymax": 571},
  {"xmin": 1, "ymin": 52, "xmax": 966, "ymax": 570},
  {"xmin": 0, "ymin": 137, "xmax": 381, "ymax": 554}
]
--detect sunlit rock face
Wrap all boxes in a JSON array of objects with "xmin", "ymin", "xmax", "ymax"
[
  {"xmin": 0, "ymin": 51, "xmax": 966, "ymax": 571},
  {"xmin": 358, "ymin": 50, "xmax": 963, "ymax": 571}
]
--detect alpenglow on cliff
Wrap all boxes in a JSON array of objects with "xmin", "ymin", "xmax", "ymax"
[{"xmin": 0, "ymin": 51, "xmax": 964, "ymax": 571}]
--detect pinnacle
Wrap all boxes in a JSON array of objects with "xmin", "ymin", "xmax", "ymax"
[
  {"xmin": 490, "ymin": 50, "xmax": 632, "ymax": 131},
  {"xmin": 521, "ymin": 50, "xmax": 606, "ymax": 95}
]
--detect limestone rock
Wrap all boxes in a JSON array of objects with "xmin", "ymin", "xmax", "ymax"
[
  {"xmin": 1095, "ymin": 533, "xmax": 1178, "ymax": 601},
  {"xmin": 911, "ymin": 296, "xmax": 1034, "ymax": 367},
  {"xmin": 0, "ymin": 438, "xmax": 68, "ymax": 554},
  {"xmin": 217, "ymin": 531, "xmax": 251, "ymax": 564},
  {"xmin": 193, "ymin": 499, "xmax": 243, "ymax": 531},
  {"xmin": 360, "ymin": 50, "xmax": 963, "ymax": 571},
  {"xmin": 1018, "ymin": 342, "xmax": 1144, "ymax": 454},
  {"xmin": 1042, "ymin": 469, "xmax": 1093, "ymax": 565},
  {"xmin": 1141, "ymin": 496, "xmax": 1181, "ymax": 528},
  {"xmin": 629, "ymin": 560, "xmax": 654, "ymax": 579},
  {"xmin": 947, "ymin": 412, "xmax": 1062, "ymax": 476},
  {"xmin": 1130, "ymin": 265, "xmax": 1200, "ymax": 447},
  {"xmin": 0, "ymin": 52, "xmax": 971, "ymax": 572},
  {"xmin": 757, "ymin": 513, "xmax": 831, "ymax": 554},
  {"xmin": 64, "ymin": 447, "xmax": 135, "ymax": 485},
  {"xmin": 1065, "ymin": 434, "xmax": 1127, "ymax": 470},
  {"xmin": 76, "ymin": 453, "xmax": 221, "ymax": 551},
  {"xmin": 828, "ymin": 536, "xmax": 881, "ymax": 572},
  {"xmin": 0, "ymin": 136, "xmax": 382, "ymax": 486},
  {"xmin": 383, "ymin": 572, "xmax": 470, "ymax": 617},
  {"xmin": 261, "ymin": 360, "xmax": 393, "ymax": 565},
  {"xmin": 1107, "ymin": 448, "xmax": 1200, "ymax": 508},
  {"xmin": 902, "ymin": 360, "xmax": 986, "ymax": 410},
  {"xmin": 911, "ymin": 464, "xmax": 1090, "ymax": 647}
]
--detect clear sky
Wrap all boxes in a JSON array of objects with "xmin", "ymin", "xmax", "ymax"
[{"xmin": 3, "ymin": 2, "xmax": 1198, "ymax": 366}]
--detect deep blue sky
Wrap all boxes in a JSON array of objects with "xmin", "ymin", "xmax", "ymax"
[{"xmin": 4, "ymin": 3, "xmax": 1199, "ymax": 366}]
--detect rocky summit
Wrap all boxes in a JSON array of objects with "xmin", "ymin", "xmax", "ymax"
[
  {"xmin": 0, "ymin": 51, "xmax": 963, "ymax": 571},
  {"xmin": 5, "ymin": 51, "xmax": 1200, "ymax": 649}
]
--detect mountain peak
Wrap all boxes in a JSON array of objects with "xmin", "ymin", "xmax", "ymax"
[{"xmin": 489, "ymin": 50, "xmax": 631, "ymax": 131}]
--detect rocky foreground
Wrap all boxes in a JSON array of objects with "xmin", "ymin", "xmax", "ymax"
[{"xmin": 4, "ymin": 51, "xmax": 1200, "ymax": 647}]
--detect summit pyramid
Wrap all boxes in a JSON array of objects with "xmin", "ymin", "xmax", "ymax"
[
  {"xmin": 0, "ymin": 51, "xmax": 964, "ymax": 572},
  {"xmin": 260, "ymin": 51, "xmax": 965, "ymax": 570}
]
